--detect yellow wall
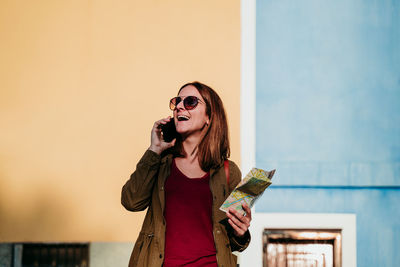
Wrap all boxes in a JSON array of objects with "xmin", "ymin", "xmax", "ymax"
[{"xmin": 0, "ymin": 0, "xmax": 240, "ymax": 242}]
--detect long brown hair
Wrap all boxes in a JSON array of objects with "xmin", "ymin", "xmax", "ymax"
[{"xmin": 173, "ymin": 81, "xmax": 230, "ymax": 171}]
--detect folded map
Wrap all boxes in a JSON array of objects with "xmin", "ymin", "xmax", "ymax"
[{"xmin": 220, "ymin": 168, "xmax": 276, "ymax": 215}]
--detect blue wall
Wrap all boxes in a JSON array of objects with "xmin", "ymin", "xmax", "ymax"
[
  {"xmin": 257, "ymin": 188, "xmax": 400, "ymax": 266},
  {"xmin": 255, "ymin": 0, "xmax": 400, "ymax": 266}
]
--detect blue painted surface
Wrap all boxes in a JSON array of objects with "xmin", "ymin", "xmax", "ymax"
[
  {"xmin": 255, "ymin": 0, "xmax": 400, "ymax": 186},
  {"xmin": 257, "ymin": 187, "xmax": 400, "ymax": 267},
  {"xmin": 255, "ymin": 0, "xmax": 400, "ymax": 266}
]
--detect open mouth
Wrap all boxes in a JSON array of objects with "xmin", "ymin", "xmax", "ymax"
[{"xmin": 177, "ymin": 115, "xmax": 189, "ymax": 121}]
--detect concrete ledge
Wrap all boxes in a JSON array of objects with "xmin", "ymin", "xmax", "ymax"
[{"xmin": 89, "ymin": 242, "xmax": 134, "ymax": 267}]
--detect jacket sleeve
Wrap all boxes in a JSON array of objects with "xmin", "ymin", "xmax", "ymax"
[
  {"xmin": 227, "ymin": 160, "xmax": 251, "ymax": 252},
  {"xmin": 121, "ymin": 149, "xmax": 161, "ymax": 212}
]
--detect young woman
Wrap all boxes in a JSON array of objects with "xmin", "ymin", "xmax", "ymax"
[{"xmin": 121, "ymin": 82, "xmax": 251, "ymax": 267}]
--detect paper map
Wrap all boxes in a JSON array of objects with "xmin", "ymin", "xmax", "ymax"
[{"xmin": 219, "ymin": 168, "xmax": 275, "ymax": 215}]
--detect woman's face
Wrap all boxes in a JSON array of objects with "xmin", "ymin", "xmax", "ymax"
[{"xmin": 173, "ymin": 85, "xmax": 209, "ymax": 138}]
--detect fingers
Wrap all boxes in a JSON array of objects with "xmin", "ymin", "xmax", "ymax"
[
  {"xmin": 166, "ymin": 138, "xmax": 176, "ymax": 148},
  {"xmin": 154, "ymin": 116, "xmax": 173, "ymax": 128},
  {"xmin": 227, "ymin": 215, "xmax": 248, "ymax": 237},
  {"xmin": 226, "ymin": 206, "xmax": 251, "ymax": 237},
  {"xmin": 152, "ymin": 116, "xmax": 173, "ymax": 141},
  {"xmin": 228, "ymin": 218, "xmax": 246, "ymax": 236},
  {"xmin": 149, "ymin": 116, "xmax": 174, "ymax": 154},
  {"xmin": 228, "ymin": 208, "xmax": 250, "ymax": 225},
  {"xmin": 242, "ymin": 203, "xmax": 252, "ymax": 221}
]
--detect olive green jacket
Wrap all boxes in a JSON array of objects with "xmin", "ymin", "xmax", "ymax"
[{"xmin": 121, "ymin": 150, "xmax": 250, "ymax": 267}]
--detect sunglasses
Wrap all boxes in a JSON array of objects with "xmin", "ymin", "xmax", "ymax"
[{"xmin": 169, "ymin": 96, "xmax": 205, "ymax": 110}]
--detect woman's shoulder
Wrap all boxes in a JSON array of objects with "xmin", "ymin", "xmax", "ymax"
[
  {"xmin": 222, "ymin": 159, "xmax": 242, "ymax": 190},
  {"xmin": 227, "ymin": 159, "xmax": 241, "ymax": 177}
]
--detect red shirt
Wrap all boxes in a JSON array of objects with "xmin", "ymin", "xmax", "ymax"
[{"xmin": 163, "ymin": 159, "xmax": 218, "ymax": 267}]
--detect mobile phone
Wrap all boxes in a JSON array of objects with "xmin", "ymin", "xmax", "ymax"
[{"xmin": 161, "ymin": 118, "xmax": 177, "ymax": 142}]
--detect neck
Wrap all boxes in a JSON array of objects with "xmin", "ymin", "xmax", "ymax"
[
  {"xmin": 179, "ymin": 123, "xmax": 209, "ymax": 159},
  {"xmin": 181, "ymin": 133, "xmax": 202, "ymax": 159}
]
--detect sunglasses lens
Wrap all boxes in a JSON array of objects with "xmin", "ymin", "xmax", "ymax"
[
  {"xmin": 183, "ymin": 96, "xmax": 199, "ymax": 110},
  {"xmin": 170, "ymin": 96, "xmax": 200, "ymax": 110},
  {"xmin": 169, "ymin": 97, "xmax": 182, "ymax": 110}
]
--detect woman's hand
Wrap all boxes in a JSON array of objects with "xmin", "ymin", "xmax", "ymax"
[
  {"xmin": 148, "ymin": 117, "xmax": 176, "ymax": 155},
  {"xmin": 226, "ymin": 203, "xmax": 252, "ymax": 237}
]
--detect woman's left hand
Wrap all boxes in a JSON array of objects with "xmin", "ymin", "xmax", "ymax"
[{"xmin": 226, "ymin": 203, "xmax": 252, "ymax": 237}]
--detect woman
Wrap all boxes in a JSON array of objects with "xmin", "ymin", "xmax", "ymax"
[{"xmin": 121, "ymin": 82, "xmax": 251, "ymax": 267}]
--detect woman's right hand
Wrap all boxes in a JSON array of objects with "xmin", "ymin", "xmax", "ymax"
[{"xmin": 148, "ymin": 116, "xmax": 176, "ymax": 155}]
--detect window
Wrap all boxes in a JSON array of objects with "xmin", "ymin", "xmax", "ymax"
[
  {"xmin": 263, "ymin": 229, "xmax": 341, "ymax": 267},
  {"xmin": 13, "ymin": 243, "xmax": 89, "ymax": 267}
]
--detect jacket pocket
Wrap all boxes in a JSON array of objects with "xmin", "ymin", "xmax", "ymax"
[
  {"xmin": 129, "ymin": 233, "xmax": 144, "ymax": 267},
  {"xmin": 136, "ymin": 232, "xmax": 155, "ymax": 266},
  {"xmin": 214, "ymin": 225, "xmax": 238, "ymax": 267}
]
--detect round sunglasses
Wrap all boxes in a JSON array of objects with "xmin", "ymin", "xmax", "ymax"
[{"xmin": 169, "ymin": 96, "xmax": 205, "ymax": 110}]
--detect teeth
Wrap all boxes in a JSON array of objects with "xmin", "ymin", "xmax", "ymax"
[{"xmin": 178, "ymin": 115, "xmax": 189, "ymax": 121}]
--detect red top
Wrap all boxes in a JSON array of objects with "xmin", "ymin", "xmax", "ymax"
[{"xmin": 163, "ymin": 159, "xmax": 217, "ymax": 267}]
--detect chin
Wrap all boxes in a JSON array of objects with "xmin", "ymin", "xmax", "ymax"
[{"xmin": 176, "ymin": 129, "xmax": 188, "ymax": 136}]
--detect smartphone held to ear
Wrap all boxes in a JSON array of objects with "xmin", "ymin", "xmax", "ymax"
[{"xmin": 161, "ymin": 118, "xmax": 177, "ymax": 142}]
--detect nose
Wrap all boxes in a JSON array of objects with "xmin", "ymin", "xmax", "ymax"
[{"xmin": 176, "ymin": 98, "xmax": 185, "ymax": 110}]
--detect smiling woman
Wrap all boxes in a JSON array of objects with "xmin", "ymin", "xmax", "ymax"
[
  {"xmin": 121, "ymin": 82, "xmax": 251, "ymax": 267},
  {"xmin": 172, "ymin": 82, "xmax": 232, "ymax": 172},
  {"xmin": 173, "ymin": 84, "xmax": 210, "ymax": 142}
]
